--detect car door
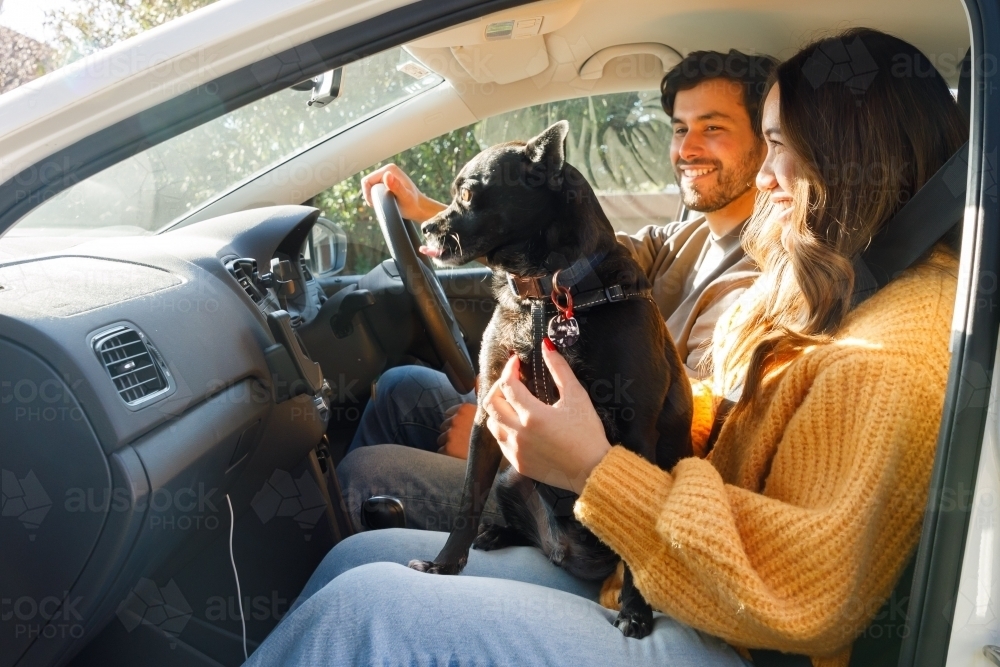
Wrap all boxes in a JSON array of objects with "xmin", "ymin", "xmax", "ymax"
[{"xmin": 904, "ymin": 0, "xmax": 1000, "ymax": 664}]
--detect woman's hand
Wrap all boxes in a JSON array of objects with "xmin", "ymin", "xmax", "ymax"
[
  {"xmin": 360, "ymin": 164, "xmax": 446, "ymax": 223},
  {"xmin": 483, "ymin": 339, "xmax": 612, "ymax": 494}
]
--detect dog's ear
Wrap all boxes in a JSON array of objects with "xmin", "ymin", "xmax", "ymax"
[{"xmin": 525, "ymin": 121, "xmax": 569, "ymax": 189}]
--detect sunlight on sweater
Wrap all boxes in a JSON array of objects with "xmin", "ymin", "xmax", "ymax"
[{"xmin": 832, "ymin": 337, "xmax": 884, "ymax": 350}]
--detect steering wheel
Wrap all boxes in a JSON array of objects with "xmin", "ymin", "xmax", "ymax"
[{"xmin": 370, "ymin": 183, "xmax": 477, "ymax": 394}]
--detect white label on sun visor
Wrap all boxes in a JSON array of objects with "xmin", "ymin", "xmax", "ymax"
[
  {"xmin": 485, "ymin": 20, "xmax": 514, "ymax": 40},
  {"xmin": 397, "ymin": 61, "xmax": 431, "ymax": 79}
]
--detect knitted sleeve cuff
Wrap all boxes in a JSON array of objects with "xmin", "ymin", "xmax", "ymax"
[{"xmin": 574, "ymin": 446, "xmax": 674, "ymax": 562}]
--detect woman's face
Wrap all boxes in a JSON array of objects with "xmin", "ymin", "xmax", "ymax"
[{"xmin": 756, "ymin": 84, "xmax": 802, "ymax": 248}]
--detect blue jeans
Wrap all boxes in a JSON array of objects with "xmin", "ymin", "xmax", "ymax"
[
  {"xmin": 246, "ymin": 529, "xmax": 751, "ymax": 667},
  {"xmin": 348, "ymin": 366, "xmax": 475, "ymax": 454}
]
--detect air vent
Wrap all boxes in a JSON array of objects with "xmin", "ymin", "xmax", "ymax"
[
  {"xmin": 298, "ymin": 257, "xmax": 313, "ymax": 281},
  {"xmin": 93, "ymin": 327, "xmax": 168, "ymax": 405},
  {"xmin": 226, "ymin": 258, "xmax": 264, "ymax": 304}
]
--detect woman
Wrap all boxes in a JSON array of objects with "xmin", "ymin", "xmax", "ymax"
[{"xmin": 246, "ymin": 28, "xmax": 966, "ymax": 667}]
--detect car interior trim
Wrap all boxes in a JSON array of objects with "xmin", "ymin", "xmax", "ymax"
[{"xmin": 901, "ymin": 1, "xmax": 1000, "ymax": 664}]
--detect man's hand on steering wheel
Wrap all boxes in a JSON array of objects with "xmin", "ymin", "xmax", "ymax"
[{"xmin": 361, "ymin": 165, "xmax": 446, "ymax": 223}]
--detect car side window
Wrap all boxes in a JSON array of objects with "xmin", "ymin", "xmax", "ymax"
[
  {"xmin": 474, "ymin": 90, "xmax": 677, "ymax": 235},
  {"xmin": 314, "ymin": 90, "xmax": 676, "ymax": 275}
]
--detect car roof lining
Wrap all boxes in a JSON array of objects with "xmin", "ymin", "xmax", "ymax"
[{"xmin": 402, "ymin": 0, "xmax": 971, "ymax": 120}]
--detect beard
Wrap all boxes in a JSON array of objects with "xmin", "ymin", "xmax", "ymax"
[{"xmin": 676, "ymin": 145, "xmax": 761, "ymax": 213}]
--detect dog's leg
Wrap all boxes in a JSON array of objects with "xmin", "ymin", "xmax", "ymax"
[
  {"xmin": 472, "ymin": 523, "xmax": 534, "ymax": 551},
  {"xmin": 408, "ymin": 422, "xmax": 502, "ymax": 574},
  {"xmin": 614, "ymin": 564, "xmax": 654, "ymax": 639},
  {"xmin": 473, "ymin": 467, "xmax": 537, "ymax": 551}
]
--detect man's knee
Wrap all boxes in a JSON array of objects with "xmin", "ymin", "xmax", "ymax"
[
  {"xmin": 371, "ymin": 365, "xmax": 409, "ymax": 399},
  {"xmin": 372, "ymin": 365, "xmax": 441, "ymax": 405}
]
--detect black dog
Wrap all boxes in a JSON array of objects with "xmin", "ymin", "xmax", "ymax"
[{"xmin": 409, "ymin": 121, "xmax": 693, "ymax": 638}]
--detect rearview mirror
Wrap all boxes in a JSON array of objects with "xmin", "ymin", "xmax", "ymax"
[
  {"xmin": 302, "ymin": 217, "xmax": 347, "ymax": 275},
  {"xmin": 290, "ymin": 68, "xmax": 343, "ymax": 107}
]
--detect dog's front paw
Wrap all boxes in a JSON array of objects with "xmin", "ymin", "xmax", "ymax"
[
  {"xmin": 407, "ymin": 559, "xmax": 465, "ymax": 575},
  {"xmin": 614, "ymin": 607, "xmax": 653, "ymax": 639}
]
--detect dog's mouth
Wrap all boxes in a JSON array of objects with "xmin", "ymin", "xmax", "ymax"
[
  {"xmin": 418, "ymin": 244, "xmax": 444, "ymax": 258},
  {"xmin": 419, "ymin": 233, "xmax": 463, "ymax": 264}
]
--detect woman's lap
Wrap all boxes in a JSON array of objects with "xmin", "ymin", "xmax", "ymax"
[
  {"xmin": 251, "ymin": 559, "xmax": 748, "ymax": 667},
  {"xmin": 252, "ymin": 529, "xmax": 750, "ymax": 667},
  {"xmin": 293, "ymin": 528, "xmax": 602, "ymax": 611}
]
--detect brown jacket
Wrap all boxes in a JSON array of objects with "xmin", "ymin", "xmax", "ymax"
[{"xmin": 617, "ymin": 216, "xmax": 758, "ymax": 378}]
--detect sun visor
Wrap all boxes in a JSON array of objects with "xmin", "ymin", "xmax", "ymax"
[
  {"xmin": 451, "ymin": 37, "xmax": 550, "ymax": 84},
  {"xmin": 409, "ymin": 0, "xmax": 582, "ymax": 49}
]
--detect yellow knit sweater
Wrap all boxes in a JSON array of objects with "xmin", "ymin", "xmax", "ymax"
[{"xmin": 574, "ymin": 249, "xmax": 958, "ymax": 667}]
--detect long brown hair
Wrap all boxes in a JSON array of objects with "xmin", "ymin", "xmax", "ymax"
[{"xmin": 721, "ymin": 28, "xmax": 967, "ymax": 413}]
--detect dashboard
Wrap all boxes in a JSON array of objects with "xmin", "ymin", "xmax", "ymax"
[{"xmin": 0, "ymin": 206, "xmax": 343, "ymax": 667}]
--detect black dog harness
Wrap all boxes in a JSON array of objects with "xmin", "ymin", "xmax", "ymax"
[{"xmin": 506, "ymin": 251, "xmax": 652, "ymax": 405}]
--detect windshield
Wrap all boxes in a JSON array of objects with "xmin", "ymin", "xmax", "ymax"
[{"xmin": 0, "ymin": 47, "xmax": 442, "ymax": 261}]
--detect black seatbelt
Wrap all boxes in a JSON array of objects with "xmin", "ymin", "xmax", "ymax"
[
  {"xmin": 748, "ymin": 650, "xmax": 814, "ymax": 666},
  {"xmin": 852, "ymin": 141, "xmax": 969, "ymax": 307}
]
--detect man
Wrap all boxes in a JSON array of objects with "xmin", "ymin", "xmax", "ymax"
[{"xmin": 339, "ymin": 50, "xmax": 775, "ymax": 530}]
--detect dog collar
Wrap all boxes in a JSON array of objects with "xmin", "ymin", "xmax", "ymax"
[
  {"xmin": 506, "ymin": 251, "xmax": 650, "ymax": 313},
  {"xmin": 506, "ymin": 250, "xmax": 606, "ymax": 300}
]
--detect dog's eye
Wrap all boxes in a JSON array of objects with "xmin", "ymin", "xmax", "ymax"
[{"xmin": 460, "ymin": 188, "xmax": 472, "ymax": 204}]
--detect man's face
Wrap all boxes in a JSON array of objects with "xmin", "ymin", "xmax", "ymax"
[{"xmin": 670, "ymin": 79, "xmax": 764, "ymax": 213}]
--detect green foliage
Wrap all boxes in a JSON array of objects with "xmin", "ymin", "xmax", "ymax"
[
  {"xmin": 44, "ymin": 0, "xmax": 218, "ymax": 65},
  {"xmin": 19, "ymin": 48, "xmax": 439, "ymax": 234}
]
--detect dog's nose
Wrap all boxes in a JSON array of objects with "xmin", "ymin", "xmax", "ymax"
[{"xmin": 421, "ymin": 221, "xmax": 439, "ymax": 235}]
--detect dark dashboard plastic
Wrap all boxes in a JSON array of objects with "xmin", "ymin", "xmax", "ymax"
[{"xmin": 0, "ymin": 206, "xmax": 330, "ymax": 667}]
